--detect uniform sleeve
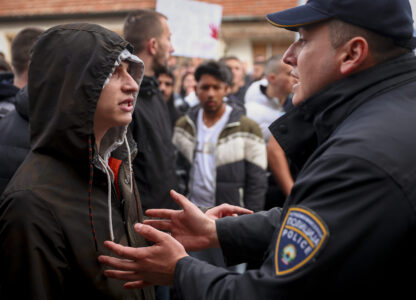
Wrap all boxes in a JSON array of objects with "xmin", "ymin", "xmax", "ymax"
[
  {"xmin": 172, "ymin": 154, "xmax": 414, "ymax": 299},
  {"xmin": 216, "ymin": 208, "xmax": 281, "ymax": 265},
  {"xmin": 0, "ymin": 191, "xmax": 69, "ymax": 299},
  {"xmin": 174, "ymin": 256, "xmax": 289, "ymax": 300},
  {"xmin": 274, "ymin": 154, "xmax": 414, "ymax": 289}
]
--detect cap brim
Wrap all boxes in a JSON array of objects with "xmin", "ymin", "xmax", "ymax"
[{"xmin": 266, "ymin": 4, "xmax": 330, "ymax": 31}]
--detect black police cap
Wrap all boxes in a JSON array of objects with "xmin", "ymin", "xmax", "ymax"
[{"xmin": 266, "ymin": 0, "xmax": 416, "ymax": 50}]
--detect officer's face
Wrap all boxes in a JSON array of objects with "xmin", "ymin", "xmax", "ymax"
[{"xmin": 283, "ymin": 22, "xmax": 342, "ymax": 106}]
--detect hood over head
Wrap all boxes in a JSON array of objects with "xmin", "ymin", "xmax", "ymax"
[{"xmin": 28, "ymin": 23, "xmax": 144, "ymax": 167}]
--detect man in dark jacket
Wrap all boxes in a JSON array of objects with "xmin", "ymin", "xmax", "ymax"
[
  {"xmin": 0, "ymin": 71, "xmax": 17, "ymax": 118},
  {"xmin": 0, "ymin": 87, "xmax": 29, "ymax": 195},
  {"xmin": 0, "ymin": 27, "xmax": 43, "ymax": 118},
  {"xmin": 99, "ymin": 0, "xmax": 416, "ymax": 299},
  {"xmin": 123, "ymin": 10, "xmax": 180, "ymax": 211},
  {"xmin": 0, "ymin": 28, "xmax": 44, "ymax": 194},
  {"xmin": 156, "ymin": 67, "xmax": 183, "ymax": 128},
  {"xmin": 0, "ymin": 23, "xmax": 154, "ymax": 300}
]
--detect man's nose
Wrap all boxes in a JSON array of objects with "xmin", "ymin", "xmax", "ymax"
[
  {"xmin": 124, "ymin": 74, "xmax": 139, "ymax": 93},
  {"xmin": 283, "ymin": 43, "xmax": 297, "ymax": 67}
]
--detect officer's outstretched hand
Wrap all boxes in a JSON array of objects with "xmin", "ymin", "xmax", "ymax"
[
  {"xmin": 143, "ymin": 190, "xmax": 220, "ymax": 251},
  {"xmin": 98, "ymin": 223, "xmax": 187, "ymax": 288},
  {"xmin": 205, "ymin": 203, "xmax": 253, "ymax": 220}
]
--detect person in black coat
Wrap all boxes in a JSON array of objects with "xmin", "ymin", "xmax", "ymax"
[
  {"xmin": 0, "ymin": 71, "xmax": 18, "ymax": 118},
  {"xmin": 0, "ymin": 28, "xmax": 43, "ymax": 119},
  {"xmin": 123, "ymin": 10, "xmax": 181, "ymax": 211},
  {"xmin": 0, "ymin": 87, "xmax": 29, "ymax": 195}
]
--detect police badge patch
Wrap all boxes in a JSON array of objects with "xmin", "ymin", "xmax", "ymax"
[{"xmin": 275, "ymin": 206, "xmax": 329, "ymax": 276}]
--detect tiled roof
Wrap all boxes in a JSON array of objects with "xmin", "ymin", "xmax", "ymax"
[
  {"xmin": 0, "ymin": 0, "xmax": 297, "ymax": 18},
  {"xmin": 0, "ymin": 0, "xmax": 155, "ymax": 17}
]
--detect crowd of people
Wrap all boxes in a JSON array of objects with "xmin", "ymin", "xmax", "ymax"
[{"xmin": 1, "ymin": 0, "xmax": 416, "ymax": 299}]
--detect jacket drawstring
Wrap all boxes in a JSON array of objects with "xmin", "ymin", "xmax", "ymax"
[
  {"xmin": 124, "ymin": 135, "xmax": 133, "ymax": 193},
  {"xmin": 88, "ymin": 136, "xmax": 98, "ymax": 250},
  {"xmin": 97, "ymin": 154, "xmax": 115, "ymax": 242},
  {"xmin": 89, "ymin": 136, "xmax": 133, "ymax": 245}
]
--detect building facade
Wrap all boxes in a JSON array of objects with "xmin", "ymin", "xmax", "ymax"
[{"xmin": 0, "ymin": 0, "xmax": 299, "ymax": 72}]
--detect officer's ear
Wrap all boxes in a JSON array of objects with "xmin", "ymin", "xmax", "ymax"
[{"xmin": 338, "ymin": 37, "xmax": 370, "ymax": 76}]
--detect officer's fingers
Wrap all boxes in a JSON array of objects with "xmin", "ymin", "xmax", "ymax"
[
  {"xmin": 145, "ymin": 208, "xmax": 176, "ymax": 219},
  {"xmin": 143, "ymin": 219, "xmax": 172, "ymax": 232},
  {"xmin": 207, "ymin": 204, "xmax": 253, "ymax": 217}
]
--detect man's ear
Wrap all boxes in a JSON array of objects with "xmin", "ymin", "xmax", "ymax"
[
  {"xmin": 267, "ymin": 73, "xmax": 276, "ymax": 84},
  {"xmin": 224, "ymin": 84, "xmax": 230, "ymax": 95},
  {"xmin": 338, "ymin": 37, "xmax": 369, "ymax": 76},
  {"xmin": 147, "ymin": 37, "xmax": 158, "ymax": 56}
]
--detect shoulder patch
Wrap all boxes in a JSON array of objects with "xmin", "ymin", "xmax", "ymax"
[{"xmin": 275, "ymin": 206, "xmax": 329, "ymax": 276}]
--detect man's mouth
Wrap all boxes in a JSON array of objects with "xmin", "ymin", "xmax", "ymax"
[{"xmin": 119, "ymin": 98, "xmax": 134, "ymax": 112}]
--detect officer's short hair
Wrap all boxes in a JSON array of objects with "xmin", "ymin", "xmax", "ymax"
[{"xmin": 328, "ymin": 19, "xmax": 410, "ymax": 63}]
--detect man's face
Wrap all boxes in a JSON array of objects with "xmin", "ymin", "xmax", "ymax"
[
  {"xmin": 225, "ymin": 58, "xmax": 245, "ymax": 87},
  {"xmin": 158, "ymin": 73, "xmax": 174, "ymax": 102},
  {"xmin": 196, "ymin": 74, "xmax": 228, "ymax": 115},
  {"xmin": 283, "ymin": 22, "xmax": 342, "ymax": 106},
  {"xmin": 182, "ymin": 73, "xmax": 196, "ymax": 96},
  {"xmin": 153, "ymin": 18, "xmax": 174, "ymax": 73},
  {"xmin": 94, "ymin": 61, "xmax": 138, "ymax": 133},
  {"xmin": 252, "ymin": 63, "xmax": 265, "ymax": 81},
  {"xmin": 273, "ymin": 61, "xmax": 295, "ymax": 96}
]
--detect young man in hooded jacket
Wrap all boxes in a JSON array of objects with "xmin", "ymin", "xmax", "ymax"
[{"xmin": 0, "ymin": 23, "xmax": 154, "ymax": 300}]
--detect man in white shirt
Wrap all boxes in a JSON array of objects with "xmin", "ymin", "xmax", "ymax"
[
  {"xmin": 245, "ymin": 56, "xmax": 296, "ymax": 209},
  {"xmin": 172, "ymin": 59, "xmax": 267, "ymax": 267},
  {"xmin": 245, "ymin": 55, "xmax": 295, "ymax": 142},
  {"xmin": 173, "ymin": 60, "xmax": 267, "ymax": 211}
]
